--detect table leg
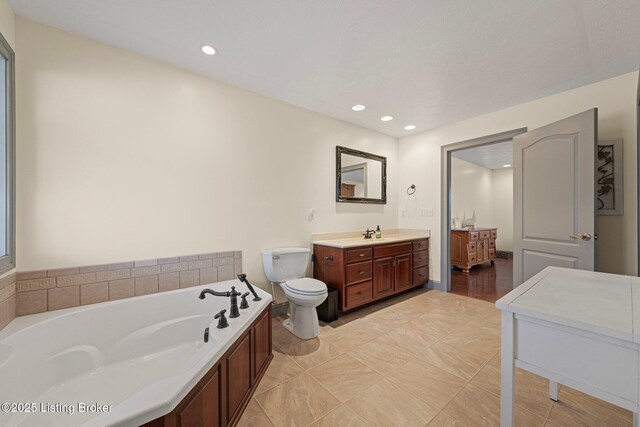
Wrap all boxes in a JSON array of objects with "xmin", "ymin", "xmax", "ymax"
[
  {"xmin": 549, "ymin": 381, "xmax": 558, "ymax": 401},
  {"xmin": 501, "ymin": 311, "xmax": 515, "ymax": 427}
]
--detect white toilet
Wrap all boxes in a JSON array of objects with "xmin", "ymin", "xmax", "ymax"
[{"xmin": 261, "ymin": 247, "xmax": 328, "ymax": 339}]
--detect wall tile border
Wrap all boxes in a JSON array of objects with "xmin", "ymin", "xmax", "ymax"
[{"xmin": 14, "ymin": 251, "xmax": 242, "ymax": 317}]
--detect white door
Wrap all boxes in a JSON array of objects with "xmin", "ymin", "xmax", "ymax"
[{"xmin": 513, "ymin": 109, "xmax": 597, "ymax": 285}]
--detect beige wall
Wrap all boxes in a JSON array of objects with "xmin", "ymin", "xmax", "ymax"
[
  {"xmin": 491, "ymin": 167, "xmax": 513, "ymax": 252},
  {"xmin": 15, "ymin": 18, "xmax": 399, "ymax": 300},
  {"xmin": 399, "ymin": 71, "xmax": 638, "ymax": 283},
  {"xmin": 0, "ymin": 0, "xmax": 13, "ymax": 49},
  {"xmin": 450, "ymin": 157, "xmax": 492, "ymax": 229},
  {"xmin": 450, "ymin": 158, "xmax": 513, "ymax": 252}
]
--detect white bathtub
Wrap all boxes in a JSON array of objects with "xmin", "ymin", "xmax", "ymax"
[{"xmin": 0, "ymin": 279, "xmax": 272, "ymax": 427}]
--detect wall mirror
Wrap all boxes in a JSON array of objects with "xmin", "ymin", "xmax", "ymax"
[{"xmin": 336, "ymin": 146, "xmax": 386, "ymax": 204}]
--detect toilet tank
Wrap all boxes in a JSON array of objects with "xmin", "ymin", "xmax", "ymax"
[{"xmin": 261, "ymin": 247, "xmax": 311, "ymax": 283}]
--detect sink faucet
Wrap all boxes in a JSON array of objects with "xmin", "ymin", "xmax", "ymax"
[
  {"xmin": 199, "ymin": 286, "xmax": 241, "ymax": 318},
  {"xmin": 363, "ymin": 228, "xmax": 375, "ymax": 239}
]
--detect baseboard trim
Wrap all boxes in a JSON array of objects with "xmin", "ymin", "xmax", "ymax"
[{"xmin": 427, "ymin": 280, "xmax": 444, "ymax": 291}]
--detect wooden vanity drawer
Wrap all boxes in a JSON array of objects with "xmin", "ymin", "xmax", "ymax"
[
  {"xmin": 413, "ymin": 250, "xmax": 429, "ymax": 268},
  {"xmin": 345, "ymin": 280, "xmax": 373, "ymax": 309},
  {"xmin": 413, "ymin": 266, "xmax": 429, "ymax": 286},
  {"xmin": 345, "ymin": 261, "xmax": 372, "ymax": 284},
  {"xmin": 479, "ymin": 230, "xmax": 491, "ymax": 240},
  {"xmin": 374, "ymin": 242, "xmax": 412, "ymax": 258},
  {"xmin": 346, "ymin": 247, "xmax": 372, "ymax": 263},
  {"xmin": 469, "ymin": 232, "xmax": 479, "ymax": 241},
  {"xmin": 489, "ymin": 248, "xmax": 496, "ymax": 259},
  {"xmin": 488, "ymin": 239, "xmax": 495, "ymax": 249},
  {"xmin": 468, "ymin": 253, "xmax": 477, "ymax": 263},
  {"xmin": 412, "ymin": 239, "xmax": 429, "ymax": 252},
  {"xmin": 468, "ymin": 242, "xmax": 477, "ymax": 253},
  {"xmin": 491, "ymin": 230, "xmax": 497, "ymax": 239}
]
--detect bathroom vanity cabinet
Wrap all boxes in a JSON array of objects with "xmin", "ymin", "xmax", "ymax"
[
  {"xmin": 313, "ymin": 238, "xmax": 429, "ymax": 313},
  {"xmin": 142, "ymin": 305, "xmax": 272, "ymax": 427},
  {"xmin": 450, "ymin": 228, "xmax": 497, "ymax": 273}
]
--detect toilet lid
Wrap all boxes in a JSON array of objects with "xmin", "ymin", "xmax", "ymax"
[{"xmin": 285, "ymin": 278, "xmax": 327, "ymax": 295}]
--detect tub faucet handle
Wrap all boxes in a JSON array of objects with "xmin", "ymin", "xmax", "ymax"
[
  {"xmin": 214, "ymin": 309, "xmax": 229, "ymax": 329},
  {"xmin": 240, "ymin": 292, "xmax": 250, "ymax": 309}
]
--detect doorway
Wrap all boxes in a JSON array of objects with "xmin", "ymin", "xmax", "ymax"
[
  {"xmin": 441, "ymin": 110, "xmax": 598, "ymax": 297},
  {"xmin": 449, "ymin": 141, "xmax": 515, "ymax": 302},
  {"xmin": 440, "ymin": 128, "xmax": 527, "ymax": 299}
]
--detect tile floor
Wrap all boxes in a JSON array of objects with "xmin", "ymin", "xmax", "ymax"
[{"xmin": 239, "ymin": 289, "xmax": 633, "ymax": 427}]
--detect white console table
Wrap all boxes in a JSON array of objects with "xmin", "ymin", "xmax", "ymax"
[{"xmin": 496, "ymin": 267, "xmax": 640, "ymax": 427}]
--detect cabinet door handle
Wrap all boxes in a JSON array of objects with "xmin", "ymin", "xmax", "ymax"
[
  {"xmin": 359, "ymin": 271, "xmax": 365, "ymax": 275},
  {"xmin": 359, "ymin": 253, "xmax": 365, "ymax": 257}
]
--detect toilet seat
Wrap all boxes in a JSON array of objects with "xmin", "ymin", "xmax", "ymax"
[{"xmin": 284, "ymin": 278, "xmax": 327, "ymax": 295}]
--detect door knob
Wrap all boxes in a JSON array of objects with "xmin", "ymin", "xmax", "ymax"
[{"xmin": 569, "ymin": 233, "xmax": 592, "ymax": 241}]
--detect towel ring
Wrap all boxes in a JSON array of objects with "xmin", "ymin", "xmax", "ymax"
[{"xmin": 407, "ymin": 184, "xmax": 416, "ymax": 195}]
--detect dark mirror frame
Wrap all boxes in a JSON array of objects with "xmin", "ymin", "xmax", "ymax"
[{"xmin": 336, "ymin": 146, "xmax": 387, "ymax": 204}]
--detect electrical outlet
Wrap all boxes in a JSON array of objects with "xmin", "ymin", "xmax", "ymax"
[{"xmin": 425, "ymin": 208, "xmax": 433, "ymax": 216}]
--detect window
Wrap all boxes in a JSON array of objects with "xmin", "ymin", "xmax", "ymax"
[{"xmin": 0, "ymin": 31, "xmax": 14, "ymax": 274}]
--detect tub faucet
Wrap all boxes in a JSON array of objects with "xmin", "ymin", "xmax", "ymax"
[{"xmin": 199, "ymin": 286, "xmax": 241, "ymax": 318}]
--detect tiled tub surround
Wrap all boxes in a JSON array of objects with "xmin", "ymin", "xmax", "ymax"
[
  {"xmin": 15, "ymin": 251, "xmax": 242, "ymax": 316},
  {"xmin": 0, "ymin": 272, "xmax": 16, "ymax": 330}
]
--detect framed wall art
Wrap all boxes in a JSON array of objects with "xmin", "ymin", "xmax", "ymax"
[{"xmin": 597, "ymin": 139, "xmax": 623, "ymax": 216}]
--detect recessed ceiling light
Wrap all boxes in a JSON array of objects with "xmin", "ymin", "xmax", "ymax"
[
  {"xmin": 352, "ymin": 104, "xmax": 366, "ymax": 111},
  {"xmin": 503, "ymin": 164, "xmax": 511, "ymax": 168},
  {"xmin": 404, "ymin": 125, "xmax": 416, "ymax": 130},
  {"xmin": 201, "ymin": 45, "xmax": 217, "ymax": 55},
  {"xmin": 380, "ymin": 116, "xmax": 393, "ymax": 122}
]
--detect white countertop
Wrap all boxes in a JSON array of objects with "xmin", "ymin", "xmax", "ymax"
[
  {"xmin": 496, "ymin": 267, "xmax": 638, "ymax": 342},
  {"xmin": 313, "ymin": 232, "xmax": 429, "ymax": 249}
]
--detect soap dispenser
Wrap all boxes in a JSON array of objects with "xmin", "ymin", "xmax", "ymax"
[{"xmin": 375, "ymin": 225, "xmax": 381, "ymax": 239}]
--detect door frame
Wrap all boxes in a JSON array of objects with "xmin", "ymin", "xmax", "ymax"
[
  {"xmin": 637, "ymin": 70, "xmax": 640, "ymax": 276},
  {"xmin": 440, "ymin": 127, "xmax": 527, "ymax": 292}
]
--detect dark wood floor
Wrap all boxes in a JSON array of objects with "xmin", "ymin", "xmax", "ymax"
[{"xmin": 451, "ymin": 258, "xmax": 513, "ymax": 303}]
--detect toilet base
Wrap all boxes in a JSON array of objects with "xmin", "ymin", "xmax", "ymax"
[{"xmin": 282, "ymin": 304, "xmax": 320, "ymax": 340}]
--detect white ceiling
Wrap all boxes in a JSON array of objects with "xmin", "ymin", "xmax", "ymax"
[
  {"xmin": 10, "ymin": 1, "xmax": 640, "ymax": 138},
  {"xmin": 452, "ymin": 141, "xmax": 513, "ymax": 170}
]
